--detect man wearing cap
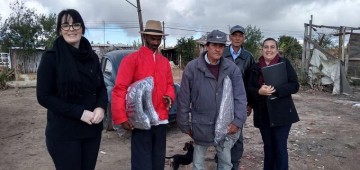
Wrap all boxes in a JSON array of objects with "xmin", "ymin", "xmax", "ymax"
[
  {"xmin": 177, "ymin": 30, "xmax": 247, "ymax": 169},
  {"xmin": 224, "ymin": 25, "xmax": 255, "ymax": 170},
  {"xmin": 112, "ymin": 20, "xmax": 175, "ymax": 170}
]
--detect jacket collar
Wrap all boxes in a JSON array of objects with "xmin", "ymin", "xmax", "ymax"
[
  {"xmin": 196, "ymin": 51, "xmax": 230, "ymax": 83},
  {"xmin": 223, "ymin": 45, "xmax": 246, "ymax": 60},
  {"xmin": 140, "ymin": 46, "xmax": 159, "ymax": 55}
]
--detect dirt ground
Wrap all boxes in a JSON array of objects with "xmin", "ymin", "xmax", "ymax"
[{"xmin": 1, "ymin": 71, "xmax": 360, "ymax": 169}]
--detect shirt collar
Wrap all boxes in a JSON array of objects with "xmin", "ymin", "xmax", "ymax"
[
  {"xmin": 230, "ymin": 45, "xmax": 242, "ymax": 60},
  {"xmin": 204, "ymin": 53, "xmax": 220, "ymax": 65}
]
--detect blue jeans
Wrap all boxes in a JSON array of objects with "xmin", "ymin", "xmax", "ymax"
[{"xmin": 193, "ymin": 131, "xmax": 240, "ymax": 170}]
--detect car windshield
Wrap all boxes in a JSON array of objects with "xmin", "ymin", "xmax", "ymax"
[{"xmin": 103, "ymin": 59, "xmax": 112, "ymax": 76}]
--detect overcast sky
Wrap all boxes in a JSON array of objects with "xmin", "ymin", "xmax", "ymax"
[{"xmin": 0, "ymin": 0, "xmax": 359, "ymax": 47}]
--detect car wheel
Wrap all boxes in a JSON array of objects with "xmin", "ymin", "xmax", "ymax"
[{"xmin": 103, "ymin": 103, "xmax": 114, "ymax": 131}]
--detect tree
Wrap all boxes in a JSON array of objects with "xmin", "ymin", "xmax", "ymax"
[
  {"xmin": 0, "ymin": 14, "xmax": 2, "ymax": 29},
  {"xmin": 0, "ymin": 0, "xmax": 56, "ymax": 52},
  {"xmin": 0, "ymin": 0, "xmax": 40, "ymax": 53},
  {"xmin": 176, "ymin": 36, "xmax": 197, "ymax": 68},
  {"xmin": 278, "ymin": 35, "xmax": 302, "ymax": 59},
  {"xmin": 38, "ymin": 13, "xmax": 57, "ymax": 49},
  {"xmin": 243, "ymin": 25, "xmax": 263, "ymax": 60},
  {"xmin": 132, "ymin": 39, "xmax": 142, "ymax": 49},
  {"xmin": 278, "ymin": 35, "xmax": 303, "ymax": 74}
]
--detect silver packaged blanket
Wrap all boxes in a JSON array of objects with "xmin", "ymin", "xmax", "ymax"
[
  {"xmin": 214, "ymin": 76, "xmax": 240, "ymax": 146},
  {"xmin": 126, "ymin": 77, "xmax": 159, "ymax": 130}
]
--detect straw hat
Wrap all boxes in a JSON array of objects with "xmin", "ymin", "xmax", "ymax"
[{"xmin": 140, "ymin": 20, "xmax": 168, "ymax": 36}]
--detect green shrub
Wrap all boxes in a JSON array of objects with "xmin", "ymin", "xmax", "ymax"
[{"xmin": 0, "ymin": 68, "xmax": 15, "ymax": 89}]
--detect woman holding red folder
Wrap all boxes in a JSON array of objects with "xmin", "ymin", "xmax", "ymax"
[{"xmin": 246, "ymin": 38, "xmax": 300, "ymax": 170}]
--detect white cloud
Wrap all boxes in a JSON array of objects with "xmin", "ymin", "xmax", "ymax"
[
  {"xmin": 25, "ymin": 0, "xmax": 49, "ymax": 14},
  {"xmin": 0, "ymin": 0, "xmax": 359, "ymax": 46}
]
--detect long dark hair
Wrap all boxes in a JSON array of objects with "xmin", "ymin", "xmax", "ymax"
[{"xmin": 56, "ymin": 9, "xmax": 86, "ymax": 36}]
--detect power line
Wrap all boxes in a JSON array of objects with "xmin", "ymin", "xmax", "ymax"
[{"xmin": 166, "ymin": 27, "xmax": 207, "ymax": 33}]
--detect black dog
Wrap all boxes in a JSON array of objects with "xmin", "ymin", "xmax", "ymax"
[{"xmin": 166, "ymin": 141, "xmax": 194, "ymax": 170}]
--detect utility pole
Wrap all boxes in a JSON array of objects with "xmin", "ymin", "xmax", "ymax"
[
  {"xmin": 136, "ymin": 0, "xmax": 144, "ymax": 46},
  {"xmin": 163, "ymin": 21, "xmax": 166, "ymax": 48},
  {"xmin": 126, "ymin": 0, "xmax": 144, "ymax": 45},
  {"xmin": 103, "ymin": 20, "xmax": 105, "ymax": 45}
]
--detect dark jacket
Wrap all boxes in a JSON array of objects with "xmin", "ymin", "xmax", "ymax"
[
  {"xmin": 246, "ymin": 57, "xmax": 299, "ymax": 128},
  {"xmin": 37, "ymin": 48, "xmax": 107, "ymax": 140},
  {"xmin": 223, "ymin": 45, "xmax": 255, "ymax": 85},
  {"xmin": 177, "ymin": 51, "xmax": 247, "ymax": 146}
]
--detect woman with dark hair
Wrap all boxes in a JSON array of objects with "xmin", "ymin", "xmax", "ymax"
[
  {"xmin": 246, "ymin": 38, "xmax": 300, "ymax": 170},
  {"xmin": 36, "ymin": 9, "xmax": 107, "ymax": 170}
]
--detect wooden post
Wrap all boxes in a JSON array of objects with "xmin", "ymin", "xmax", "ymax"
[
  {"xmin": 339, "ymin": 26, "xmax": 344, "ymax": 61},
  {"xmin": 342, "ymin": 27, "xmax": 348, "ymax": 74},
  {"xmin": 305, "ymin": 15, "xmax": 313, "ymax": 73},
  {"xmin": 302, "ymin": 23, "xmax": 308, "ymax": 73}
]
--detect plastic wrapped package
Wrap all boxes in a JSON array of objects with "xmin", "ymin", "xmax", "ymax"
[
  {"xmin": 126, "ymin": 77, "xmax": 159, "ymax": 129},
  {"xmin": 126, "ymin": 78, "xmax": 151, "ymax": 129},
  {"xmin": 142, "ymin": 79, "xmax": 160, "ymax": 126},
  {"xmin": 214, "ymin": 76, "xmax": 235, "ymax": 146}
]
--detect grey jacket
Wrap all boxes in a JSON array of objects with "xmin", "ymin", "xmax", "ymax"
[
  {"xmin": 177, "ymin": 51, "xmax": 247, "ymax": 146},
  {"xmin": 223, "ymin": 45, "xmax": 255, "ymax": 85}
]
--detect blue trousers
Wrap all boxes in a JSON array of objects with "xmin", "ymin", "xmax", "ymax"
[
  {"xmin": 204, "ymin": 130, "xmax": 241, "ymax": 170},
  {"xmin": 215, "ymin": 127, "xmax": 243, "ymax": 170},
  {"xmin": 131, "ymin": 124, "xmax": 167, "ymax": 170},
  {"xmin": 259, "ymin": 124, "xmax": 291, "ymax": 170}
]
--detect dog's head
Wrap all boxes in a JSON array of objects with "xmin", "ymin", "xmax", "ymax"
[{"xmin": 183, "ymin": 141, "xmax": 194, "ymax": 151}]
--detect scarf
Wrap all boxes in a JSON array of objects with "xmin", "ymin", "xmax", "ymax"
[
  {"xmin": 53, "ymin": 36, "xmax": 94, "ymax": 98},
  {"xmin": 258, "ymin": 54, "xmax": 280, "ymax": 85}
]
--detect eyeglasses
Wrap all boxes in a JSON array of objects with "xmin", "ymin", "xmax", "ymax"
[{"xmin": 61, "ymin": 23, "xmax": 82, "ymax": 31}]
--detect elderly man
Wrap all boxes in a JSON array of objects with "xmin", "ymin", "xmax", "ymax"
[
  {"xmin": 223, "ymin": 25, "xmax": 255, "ymax": 170},
  {"xmin": 112, "ymin": 20, "xmax": 175, "ymax": 170},
  {"xmin": 177, "ymin": 30, "xmax": 247, "ymax": 170}
]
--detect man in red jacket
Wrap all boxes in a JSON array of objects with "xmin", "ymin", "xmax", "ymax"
[{"xmin": 112, "ymin": 20, "xmax": 175, "ymax": 170}]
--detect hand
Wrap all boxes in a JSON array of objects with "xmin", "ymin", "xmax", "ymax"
[
  {"xmin": 81, "ymin": 110, "xmax": 95, "ymax": 125},
  {"xmin": 91, "ymin": 107, "xmax": 104, "ymax": 124},
  {"xmin": 258, "ymin": 85, "xmax": 276, "ymax": 96},
  {"xmin": 121, "ymin": 121, "xmax": 134, "ymax": 131},
  {"xmin": 228, "ymin": 123, "xmax": 240, "ymax": 135},
  {"xmin": 247, "ymin": 105, "xmax": 252, "ymax": 116},
  {"xmin": 163, "ymin": 95, "xmax": 172, "ymax": 110}
]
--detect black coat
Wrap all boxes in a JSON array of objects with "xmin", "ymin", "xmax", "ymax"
[
  {"xmin": 246, "ymin": 57, "xmax": 300, "ymax": 128},
  {"xmin": 37, "ymin": 49, "xmax": 107, "ymax": 140},
  {"xmin": 223, "ymin": 46, "xmax": 255, "ymax": 86}
]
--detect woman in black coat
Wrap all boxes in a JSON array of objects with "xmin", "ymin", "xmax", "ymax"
[
  {"xmin": 36, "ymin": 9, "xmax": 107, "ymax": 170},
  {"xmin": 246, "ymin": 38, "xmax": 299, "ymax": 170}
]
